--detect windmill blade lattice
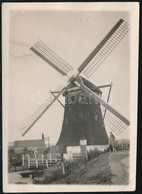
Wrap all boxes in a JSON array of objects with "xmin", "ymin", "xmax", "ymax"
[
  {"xmin": 31, "ymin": 39, "xmax": 73, "ymax": 76},
  {"xmin": 78, "ymin": 19, "xmax": 129, "ymax": 78},
  {"xmin": 90, "ymin": 103, "xmax": 128, "ymax": 136},
  {"xmin": 17, "ymin": 85, "xmax": 65, "ymax": 136},
  {"xmin": 101, "ymin": 106, "xmax": 128, "ymax": 136},
  {"xmin": 77, "ymin": 79, "xmax": 130, "ymax": 130}
]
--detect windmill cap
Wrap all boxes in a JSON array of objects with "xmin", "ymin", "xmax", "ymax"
[
  {"xmin": 81, "ymin": 77, "xmax": 102, "ymax": 94},
  {"xmin": 63, "ymin": 76, "xmax": 102, "ymax": 96}
]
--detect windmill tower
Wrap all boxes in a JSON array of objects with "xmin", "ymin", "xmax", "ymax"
[
  {"xmin": 17, "ymin": 19, "xmax": 130, "ymax": 156},
  {"xmin": 56, "ymin": 77, "xmax": 108, "ymax": 153}
]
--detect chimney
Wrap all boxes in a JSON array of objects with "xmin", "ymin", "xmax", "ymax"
[{"xmin": 42, "ymin": 132, "xmax": 44, "ymax": 140}]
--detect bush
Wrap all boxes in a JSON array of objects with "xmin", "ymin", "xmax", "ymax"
[
  {"xmin": 40, "ymin": 164, "xmax": 65, "ymax": 184},
  {"xmin": 64, "ymin": 157, "xmax": 87, "ymax": 174},
  {"xmin": 87, "ymin": 148, "xmax": 107, "ymax": 161},
  {"xmin": 40, "ymin": 158, "xmax": 87, "ymax": 184}
]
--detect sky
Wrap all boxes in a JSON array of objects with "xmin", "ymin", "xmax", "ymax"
[{"xmin": 8, "ymin": 10, "xmax": 130, "ymax": 143}]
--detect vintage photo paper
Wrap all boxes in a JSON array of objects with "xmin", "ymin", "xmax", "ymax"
[{"xmin": 2, "ymin": 2, "xmax": 139, "ymax": 192}]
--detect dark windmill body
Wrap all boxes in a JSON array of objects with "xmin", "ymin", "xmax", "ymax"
[
  {"xmin": 17, "ymin": 19, "xmax": 130, "ymax": 158},
  {"xmin": 57, "ymin": 77, "xmax": 108, "ymax": 153}
]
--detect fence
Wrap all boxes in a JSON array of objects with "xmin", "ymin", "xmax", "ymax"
[
  {"xmin": 72, "ymin": 152, "xmax": 88, "ymax": 161},
  {"xmin": 115, "ymin": 143, "xmax": 130, "ymax": 151},
  {"xmin": 22, "ymin": 153, "xmax": 61, "ymax": 169}
]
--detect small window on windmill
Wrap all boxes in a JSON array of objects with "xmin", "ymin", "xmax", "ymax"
[
  {"xmin": 80, "ymin": 139, "xmax": 87, "ymax": 145},
  {"xmin": 65, "ymin": 118, "xmax": 68, "ymax": 124},
  {"xmin": 94, "ymin": 115, "xmax": 98, "ymax": 120}
]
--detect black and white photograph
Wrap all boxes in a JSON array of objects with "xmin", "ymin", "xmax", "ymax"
[{"xmin": 2, "ymin": 2, "xmax": 139, "ymax": 192}]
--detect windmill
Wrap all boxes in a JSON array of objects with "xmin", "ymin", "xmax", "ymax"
[
  {"xmin": 17, "ymin": 19, "xmax": 130, "ymax": 153},
  {"xmin": 54, "ymin": 80, "xmax": 113, "ymax": 153}
]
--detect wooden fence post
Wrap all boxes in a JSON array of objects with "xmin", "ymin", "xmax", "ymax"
[
  {"xmin": 50, "ymin": 153, "xmax": 52, "ymax": 162},
  {"xmin": 36, "ymin": 159, "xmax": 38, "ymax": 168},
  {"xmin": 61, "ymin": 153, "xmax": 65, "ymax": 175},
  {"xmin": 46, "ymin": 159, "xmax": 48, "ymax": 168},
  {"xmin": 85, "ymin": 151, "xmax": 88, "ymax": 161},
  {"xmin": 28, "ymin": 154, "xmax": 30, "ymax": 168},
  {"xmin": 41, "ymin": 154, "xmax": 44, "ymax": 163},
  {"xmin": 61, "ymin": 162, "xmax": 65, "ymax": 175},
  {"xmin": 34, "ymin": 151, "xmax": 37, "ymax": 160},
  {"xmin": 22, "ymin": 155, "xmax": 24, "ymax": 166}
]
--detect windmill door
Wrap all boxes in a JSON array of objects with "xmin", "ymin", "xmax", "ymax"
[{"xmin": 80, "ymin": 139, "xmax": 87, "ymax": 153}]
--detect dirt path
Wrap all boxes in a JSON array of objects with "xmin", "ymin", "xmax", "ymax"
[{"xmin": 109, "ymin": 151, "xmax": 129, "ymax": 185}]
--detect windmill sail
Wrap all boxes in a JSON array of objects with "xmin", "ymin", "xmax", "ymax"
[
  {"xmin": 101, "ymin": 106, "xmax": 128, "ymax": 136},
  {"xmin": 78, "ymin": 19, "xmax": 129, "ymax": 78},
  {"xmin": 31, "ymin": 39, "xmax": 73, "ymax": 76},
  {"xmin": 17, "ymin": 85, "xmax": 65, "ymax": 136},
  {"xmin": 18, "ymin": 18, "xmax": 130, "ymax": 137},
  {"xmin": 77, "ymin": 79, "xmax": 129, "ymax": 126},
  {"xmin": 90, "ymin": 104, "xmax": 128, "ymax": 136}
]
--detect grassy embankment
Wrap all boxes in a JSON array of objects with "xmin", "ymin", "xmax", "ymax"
[
  {"xmin": 34, "ymin": 152, "xmax": 112, "ymax": 184},
  {"xmin": 33, "ymin": 150, "xmax": 129, "ymax": 185}
]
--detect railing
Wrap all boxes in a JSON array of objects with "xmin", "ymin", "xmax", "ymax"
[
  {"xmin": 72, "ymin": 152, "xmax": 88, "ymax": 160},
  {"xmin": 22, "ymin": 153, "xmax": 61, "ymax": 169},
  {"xmin": 115, "ymin": 144, "xmax": 130, "ymax": 151}
]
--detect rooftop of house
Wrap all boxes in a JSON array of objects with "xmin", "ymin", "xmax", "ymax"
[
  {"xmin": 116, "ymin": 139, "xmax": 130, "ymax": 144},
  {"xmin": 14, "ymin": 139, "xmax": 45, "ymax": 148}
]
